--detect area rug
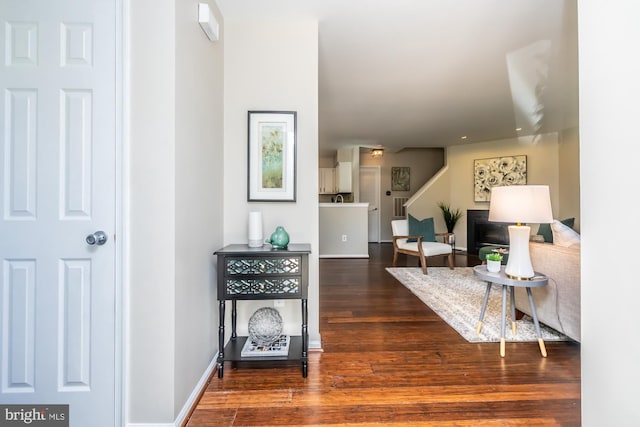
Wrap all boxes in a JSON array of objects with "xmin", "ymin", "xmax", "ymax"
[{"xmin": 386, "ymin": 267, "xmax": 568, "ymax": 343}]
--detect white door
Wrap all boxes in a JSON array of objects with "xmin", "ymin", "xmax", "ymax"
[
  {"xmin": 359, "ymin": 166, "xmax": 381, "ymax": 242},
  {"xmin": 0, "ymin": 1, "xmax": 119, "ymax": 426}
]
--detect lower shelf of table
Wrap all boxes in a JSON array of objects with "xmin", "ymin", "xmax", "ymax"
[{"xmin": 223, "ymin": 336, "xmax": 304, "ymax": 362}]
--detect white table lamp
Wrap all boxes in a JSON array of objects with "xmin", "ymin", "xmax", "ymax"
[{"xmin": 488, "ymin": 185, "xmax": 553, "ymax": 280}]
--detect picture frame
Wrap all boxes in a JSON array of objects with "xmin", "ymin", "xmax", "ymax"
[
  {"xmin": 473, "ymin": 155, "xmax": 527, "ymax": 202},
  {"xmin": 391, "ymin": 167, "xmax": 410, "ymax": 191},
  {"xmin": 247, "ymin": 111, "xmax": 297, "ymax": 202}
]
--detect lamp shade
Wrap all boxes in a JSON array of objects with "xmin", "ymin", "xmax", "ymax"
[{"xmin": 488, "ymin": 185, "xmax": 553, "ymax": 224}]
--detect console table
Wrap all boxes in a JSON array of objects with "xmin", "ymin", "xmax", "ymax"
[
  {"xmin": 214, "ymin": 244, "xmax": 311, "ymax": 378},
  {"xmin": 473, "ymin": 265, "xmax": 549, "ymax": 358}
]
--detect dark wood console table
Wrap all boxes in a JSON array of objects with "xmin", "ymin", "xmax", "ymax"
[{"xmin": 214, "ymin": 244, "xmax": 311, "ymax": 378}]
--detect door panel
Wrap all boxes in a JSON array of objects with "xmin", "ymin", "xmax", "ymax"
[
  {"xmin": 0, "ymin": 1, "xmax": 118, "ymax": 426},
  {"xmin": 359, "ymin": 166, "xmax": 381, "ymax": 243}
]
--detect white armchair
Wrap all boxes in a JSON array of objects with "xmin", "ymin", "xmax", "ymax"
[{"xmin": 391, "ymin": 219, "xmax": 454, "ymax": 274}]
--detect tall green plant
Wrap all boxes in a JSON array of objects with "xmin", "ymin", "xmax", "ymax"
[{"xmin": 438, "ymin": 202, "xmax": 464, "ymax": 233}]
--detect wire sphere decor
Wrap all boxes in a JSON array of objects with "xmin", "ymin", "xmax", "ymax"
[{"xmin": 248, "ymin": 307, "xmax": 283, "ymax": 346}]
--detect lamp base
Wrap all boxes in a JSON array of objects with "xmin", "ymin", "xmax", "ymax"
[{"xmin": 504, "ymin": 225, "xmax": 534, "ymax": 280}]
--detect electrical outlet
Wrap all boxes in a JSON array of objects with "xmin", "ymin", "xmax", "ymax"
[
  {"xmin": 273, "ymin": 300, "xmax": 285, "ymax": 308},
  {"xmin": 341, "ymin": 234, "xmax": 348, "ymax": 242}
]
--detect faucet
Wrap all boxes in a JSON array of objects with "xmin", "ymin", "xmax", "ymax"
[{"xmin": 335, "ymin": 194, "xmax": 344, "ymax": 203}]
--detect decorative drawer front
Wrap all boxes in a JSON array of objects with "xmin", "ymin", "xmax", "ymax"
[
  {"xmin": 225, "ymin": 257, "xmax": 301, "ymax": 276},
  {"xmin": 225, "ymin": 278, "xmax": 301, "ymax": 296}
]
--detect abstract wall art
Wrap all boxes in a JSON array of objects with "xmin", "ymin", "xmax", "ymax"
[{"xmin": 474, "ymin": 155, "xmax": 527, "ymax": 202}]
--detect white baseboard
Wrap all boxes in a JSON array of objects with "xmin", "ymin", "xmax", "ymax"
[
  {"xmin": 128, "ymin": 424, "xmax": 174, "ymax": 427},
  {"xmin": 173, "ymin": 355, "xmax": 217, "ymax": 426},
  {"xmin": 126, "ymin": 355, "xmax": 217, "ymax": 427},
  {"xmin": 319, "ymin": 254, "xmax": 369, "ymax": 258},
  {"xmin": 309, "ymin": 338, "xmax": 322, "ymax": 349}
]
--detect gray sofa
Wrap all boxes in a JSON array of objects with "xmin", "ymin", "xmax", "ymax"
[{"xmin": 514, "ymin": 242, "xmax": 581, "ymax": 342}]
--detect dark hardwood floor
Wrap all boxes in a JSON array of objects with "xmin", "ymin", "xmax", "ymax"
[{"xmin": 187, "ymin": 244, "xmax": 581, "ymax": 426}]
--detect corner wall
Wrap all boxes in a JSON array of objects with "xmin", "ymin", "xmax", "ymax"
[
  {"xmin": 128, "ymin": 0, "xmax": 225, "ymax": 424},
  {"xmin": 579, "ymin": 1, "xmax": 640, "ymax": 424},
  {"xmin": 558, "ymin": 127, "xmax": 580, "ymax": 231},
  {"xmin": 128, "ymin": 0, "xmax": 176, "ymax": 422},
  {"xmin": 174, "ymin": 0, "xmax": 224, "ymax": 419},
  {"xmin": 223, "ymin": 20, "xmax": 321, "ymax": 346}
]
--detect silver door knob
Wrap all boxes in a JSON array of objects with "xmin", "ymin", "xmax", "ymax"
[{"xmin": 86, "ymin": 231, "xmax": 108, "ymax": 246}]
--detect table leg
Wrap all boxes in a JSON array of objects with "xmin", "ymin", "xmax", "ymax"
[
  {"xmin": 231, "ymin": 299, "xmax": 237, "ymax": 339},
  {"xmin": 301, "ymin": 299, "xmax": 309, "ymax": 377},
  {"xmin": 526, "ymin": 287, "xmax": 548, "ymax": 357},
  {"xmin": 509, "ymin": 286, "xmax": 517, "ymax": 335},
  {"xmin": 217, "ymin": 300, "xmax": 225, "ymax": 378},
  {"xmin": 476, "ymin": 282, "xmax": 493, "ymax": 335},
  {"xmin": 500, "ymin": 285, "xmax": 508, "ymax": 358}
]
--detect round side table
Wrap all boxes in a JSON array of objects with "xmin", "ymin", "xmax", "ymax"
[{"xmin": 472, "ymin": 265, "xmax": 549, "ymax": 358}]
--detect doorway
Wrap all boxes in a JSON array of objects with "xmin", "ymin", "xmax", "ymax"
[{"xmin": 359, "ymin": 166, "xmax": 381, "ymax": 242}]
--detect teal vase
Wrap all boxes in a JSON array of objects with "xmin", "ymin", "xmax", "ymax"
[{"xmin": 266, "ymin": 226, "xmax": 289, "ymax": 249}]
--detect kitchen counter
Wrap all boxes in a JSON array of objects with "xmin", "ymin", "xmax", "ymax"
[{"xmin": 319, "ymin": 203, "xmax": 369, "ymax": 258}]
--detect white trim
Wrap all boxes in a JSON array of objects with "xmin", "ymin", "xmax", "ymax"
[
  {"xmin": 173, "ymin": 356, "xmax": 217, "ymax": 426},
  {"xmin": 121, "ymin": 1, "xmax": 131, "ymax": 426},
  {"xmin": 127, "ymin": 424, "xmax": 174, "ymax": 427},
  {"xmin": 115, "ymin": 1, "xmax": 126, "ymax": 426},
  {"xmin": 405, "ymin": 165, "xmax": 449, "ymax": 208},
  {"xmin": 319, "ymin": 254, "xmax": 370, "ymax": 258},
  {"xmin": 309, "ymin": 339, "xmax": 322, "ymax": 349},
  {"xmin": 126, "ymin": 356, "xmax": 216, "ymax": 427}
]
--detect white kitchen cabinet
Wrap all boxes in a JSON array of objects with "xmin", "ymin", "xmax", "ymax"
[
  {"xmin": 319, "ymin": 168, "xmax": 336, "ymax": 194},
  {"xmin": 335, "ymin": 162, "xmax": 352, "ymax": 193}
]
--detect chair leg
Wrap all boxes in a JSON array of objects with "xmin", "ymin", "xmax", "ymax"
[
  {"xmin": 420, "ymin": 255, "xmax": 428, "ymax": 274},
  {"xmin": 447, "ymin": 252, "xmax": 455, "ymax": 270},
  {"xmin": 392, "ymin": 249, "xmax": 398, "ymax": 266}
]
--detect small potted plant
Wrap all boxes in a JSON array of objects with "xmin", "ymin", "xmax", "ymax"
[
  {"xmin": 437, "ymin": 202, "xmax": 464, "ymax": 234},
  {"xmin": 486, "ymin": 252, "xmax": 503, "ymax": 273}
]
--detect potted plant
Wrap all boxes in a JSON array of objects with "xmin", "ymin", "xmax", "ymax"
[
  {"xmin": 486, "ymin": 252, "xmax": 503, "ymax": 273},
  {"xmin": 437, "ymin": 202, "xmax": 464, "ymax": 234}
]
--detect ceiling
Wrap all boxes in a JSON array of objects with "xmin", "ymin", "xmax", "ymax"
[{"xmin": 215, "ymin": 0, "xmax": 578, "ymax": 158}]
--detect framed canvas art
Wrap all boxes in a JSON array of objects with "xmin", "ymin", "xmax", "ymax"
[
  {"xmin": 247, "ymin": 111, "xmax": 297, "ymax": 202},
  {"xmin": 474, "ymin": 155, "xmax": 527, "ymax": 202},
  {"xmin": 391, "ymin": 167, "xmax": 410, "ymax": 191}
]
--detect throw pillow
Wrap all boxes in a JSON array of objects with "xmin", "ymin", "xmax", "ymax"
[
  {"xmin": 537, "ymin": 217, "xmax": 575, "ymax": 243},
  {"xmin": 551, "ymin": 219, "xmax": 581, "ymax": 247},
  {"xmin": 407, "ymin": 214, "xmax": 436, "ymax": 243}
]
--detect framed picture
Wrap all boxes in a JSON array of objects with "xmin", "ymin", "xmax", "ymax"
[
  {"xmin": 474, "ymin": 155, "xmax": 527, "ymax": 202},
  {"xmin": 391, "ymin": 167, "xmax": 410, "ymax": 191},
  {"xmin": 247, "ymin": 111, "xmax": 297, "ymax": 202}
]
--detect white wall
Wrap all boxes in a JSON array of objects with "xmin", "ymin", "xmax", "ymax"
[
  {"xmin": 319, "ymin": 205, "xmax": 369, "ymax": 257},
  {"xmin": 579, "ymin": 1, "xmax": 640, "ymax": 425},
  {"xmin": 223, "ymin": 20, "xmax": 321, "ymax": 346},
  {"xmin": 128, "ymin": 0, "xmax": 176, "ymax": 422},
  {"xmin": 174, "ymin": 0, "xmax": 224, "ymax": 420},
  {"xmin": 558, "ymin": 127, "xmax": 580, "ymax": 231},
  {"xmin": 128, "ymin": 0, "xmax": 224, "ymax": 424}
]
